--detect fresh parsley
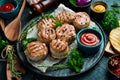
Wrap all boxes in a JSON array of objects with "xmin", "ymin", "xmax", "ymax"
[
  {"xmin": 68, "ymin": 49, "xmax": 84, "ymax": 73},
  {"xmin": 101, "ymin": 8, "xmax": 120, "ymax": 31}
]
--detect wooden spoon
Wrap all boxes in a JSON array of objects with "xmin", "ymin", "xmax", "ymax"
[{"xmin": 3, "ymin": 0, "xmax": 26, "ymax": 42}]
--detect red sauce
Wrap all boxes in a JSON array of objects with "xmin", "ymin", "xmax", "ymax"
[
  {"xmin": 109, "ymin": 57, "xmax": 120, "ymax": 76},
  {"xmin": 80, "ymin": 32, "xmax": 100, "ymax": 46},
  {"xmin": 0, "ymin": 3, "xmax": 15, "ymax": 12}
]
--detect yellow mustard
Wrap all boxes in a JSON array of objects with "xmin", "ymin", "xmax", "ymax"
[{"xmin": 93, "ymin": 5, "xmax": 106, "ymax": 13}]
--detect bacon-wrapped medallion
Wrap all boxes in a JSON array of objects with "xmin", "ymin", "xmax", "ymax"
[
  {"xmin": 50, "ymin": 39, "xmax": 69, "ymax": 59},
  {"xmin": 73, "ymin": 12, "xmax": 90, "ymax": 30},
  {"xmin": 56, "ymin": 11, "xmax": 75, "ymax": 24},
  {"xmin": 26, "ymin": 41, "xmax": 48, "ymax": 62},
  {"xmin": 56, "ymin": 23, "xmax": 76, "ymax": 43},
  {"xmin": 38, "ymin": 28, "xmax": 56, "ymax": 44},
  {"xmin": 37, "ymin": 18, "xmax": 56, "ymax": 29}
]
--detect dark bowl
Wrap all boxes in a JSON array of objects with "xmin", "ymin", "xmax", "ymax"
[
  {"xmin": 69, "ymin": 0, "xmax": 92, "ymax": 12},
  {"xmin": 0, "ymin": 0, "xmax": 19, "ymax": 19},
  {"xmin": 108, "ymin": 55, "xmax": 120, "ymax": 79},
  {"xmin": 90, "ymin": 1, "xmax": 108, "ymax": 21},
  {"xmin": 76, "ymin": 28, "xmax": 103, "ymax": 54}
]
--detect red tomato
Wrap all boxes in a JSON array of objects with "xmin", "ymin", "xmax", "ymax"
[{"xmin": 0, "ymin": 3, "xmax": 15, "ymax": 12}]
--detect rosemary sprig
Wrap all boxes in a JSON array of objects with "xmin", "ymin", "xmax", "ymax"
[
  {"xmin": 6, "ymin": 46, "xmax": 21, "ymax": 77},
  {"xmin": 20, "ymin": 17, "xmax": 41, "ymax": 40},
  {"xmin": 39, "ymin": 64, "xmax": 68, "ymax": 69}
]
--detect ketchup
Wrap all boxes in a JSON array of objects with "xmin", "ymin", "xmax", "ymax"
[
  {"xmin": 80, "ymin": 32, "xmax": 100, "ymax": 46},
  {"xmin": 0, "ymin": 3, "xmax": 15, "ymax": 12}
]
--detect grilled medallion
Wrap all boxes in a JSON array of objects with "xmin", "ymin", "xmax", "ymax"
[
  {"xmin": 56, "ymin": 23, "xmax": 76, "ymax": 43},
  {"xmin": 38, "ymin": 28, "xmax": 56, "ymax": 44},
  {"xmin": 56, "ymin": 10, "xmax": 75, "ymax": 24},
  {"xmin": 37, "ymin": 18, "xmax": 56, "ymax": 29},
  {"xmin": 50, "ymin": 39, "xmax": 69, "ymax": 59},
  {"xmin": 26, "ymin": 41, "xmax": 48, "ymax": 62},
  {"xmin": 73, "ymin": 12, "xmax": 90, "ymax": 30}
]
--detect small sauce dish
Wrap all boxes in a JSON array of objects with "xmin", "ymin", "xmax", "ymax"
[
  {"xmin": 76, "ymin": 28, "xmax": 103, "ymax": 54},
  {"xmin": 90, "ymin": 1, "xmax": 108, "ymax": 21},
  {"xmin": 108, "ymin": 55, "xmax": 120, "ymax": 79},
  {"xmin": 0, "ymin": 0, "xmax": 19, "ymax": 19}
]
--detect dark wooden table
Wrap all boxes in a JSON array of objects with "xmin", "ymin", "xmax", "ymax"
[{"xmin": 0, "ymin": 0, "xmax": 120, "ymax": 80}]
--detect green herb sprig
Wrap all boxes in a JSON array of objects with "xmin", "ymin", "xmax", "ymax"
[
  {"xmin": 101, "ymin": 8, "xmax": 120, "ymax": 31},
  {"xmin": 0, "ymin": 37, "xmax": 9, "ymax": 49},
  {"xmin": 68, "ymin": 49, "xmax": 84, "ymax": 73},
  {"xmin": 22, "ymin": 38, "xmax": 37, "ymax": 50},
  {"xmin": 39, "ymin": 49, "xmax": 84, "ymax": 73},
  {"xmin": 20, "ymin": 17, "xmax": 41, "ymax": 40},
  {"xmin": 6, "ymin": 46, "xmax": 21, "ymax": 77}
]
